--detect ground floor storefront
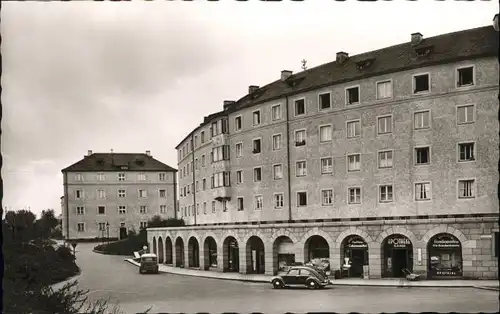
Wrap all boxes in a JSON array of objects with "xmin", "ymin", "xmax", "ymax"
[{"xmin": 147, "ymin": 216, "xmax": 499, "ymax": 279}]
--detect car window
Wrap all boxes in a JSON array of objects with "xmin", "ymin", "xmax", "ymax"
[
  {"xmin": 300, "ymin": 269, "xmax": 311, "ymax": 276},
  {"xmin": 287, "ymin": 269, "xmax": 300, "ymax": 276}
]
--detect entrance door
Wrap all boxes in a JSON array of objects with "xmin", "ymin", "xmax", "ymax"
[
  {"xmin": 119, "ymin": 227, "xmax": 127, "ymax": 240},
  {"xmin": 350, "ymin": 249, "xmax": 365, "ymax": 277},
  {"xmin": 229, "ymin": 246, "xmax": 239, "ymax": 272},
  {"xmin": 392, "ymin": 249, "xmax": 408, "ymax": 278},
  {"xmin": 258, "ymin": 250, "xmax": 265, "ymax": 274}
]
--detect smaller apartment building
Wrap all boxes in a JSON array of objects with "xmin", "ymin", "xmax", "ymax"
[{"xmin": 62, "ymin": 150, "xmax": 177, "ymax": 240}]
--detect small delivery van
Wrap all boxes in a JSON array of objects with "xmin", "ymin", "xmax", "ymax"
[{"xmin": 139, "ymin": 253, "xmax": 159, "ymax": 274}]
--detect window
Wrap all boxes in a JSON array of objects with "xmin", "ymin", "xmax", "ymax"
[
  {"xmin": 139, "ymin": 205, "xmax": 147, "ymax": 214},
  {"xmin": 236, "ymin": 170, "xmax": 243, "ymax": 184},
  {"xmin": 348, "ymin": 188, "xmax": 361, "ymax": 204},
  {"xmin": 75, "ymin": 173, "xmax": 83, "ymax": 181},
  {"xmin": 138, "ymin": 173, "xmax": 146, "ymax": 181},
  {"xmin": 97, "ymin": 190, "xmax": 106, "ymax": 199},
  {"xmin": 195, "ymin": 159, "xmax": 199, "ymax": 170},
  {"xmin": 494, "ymin": 232, "xmax": 499, "ymax": 258},
  {"xmin": 194, "ymin": 135, "xmax": 198, "ymax": 147},
  {"xmin": 159, "ymin": 189, "xmax": 166, "ymax": 198},
  {"xmin": 273, "ymin": 164, "xmax": 283, "ymax": 180},
  {"xmin": 415, "ymin": 147, "xmax": 430, "ymax": 165},
  {"xmin": 212, "ymin": 145, "xmax": 230, "ymax": 162},
  {"xmin": 201, "ymin": 155, "xmax": 206, "ymax": 167},
  {"xmin": 319, "ymin": 125, "xmax": 332, "ymax": 142},
  {"xmin": 196, "ymin": 204, "xmax": 200, "ymax": 215},
  {"xmin": 202, "ymin": 178, "xmax": 206, "ymax": 190},
  {"xmin": 75, "ymin": 190, "xmax": 84, "ymax": 199},
  {"xmin": 274, "ymin": 193, "xmax": 284, "ymax": 209},
  {"xmin": 159, "ymin": 173, "xmax": 166, "ymax": 181},
  {"xmin": 97, "ymin": 206, "xmax": 105, "ymax": 215},
  {"xmin": 294, "ymin": 99, "xmax": 305, "ymax": 116},
  {"xmin": 457, "ymin": 66, "xmax": 474, "ymax": 87},
  {"xmin": 77, "ymin": 223, "xmax": 85, "ymax": 232},
  {"xmin": 346, "ymin": 120, "xmax": 360, "ymax": 138},
  {"xmin": 321, "ymin": 157, "xmax": 333, "ymax": 174},
  {"xmin": 252, "ymin": 139, "xmax": 261, "ymax": 154},
  {"xmin": 76, "ymin": 206, "xmax": 85, "ymax": 215},
  {"xmin": 319, "ymin": 93, "xmax": 331, "ymax": 110},
  {"xmin": 376, "ymin": 80, "xmax": 393, "ymax": 99},
  {"xmin": 272, "ymin": 134, "xmax": 282, "ymax": 150},
  {"xmin": 222, "ymin": 200, "xmax": 228, "ymax": 212},
  {"xmin": 201, "ymin": 131, "xmax": 205, "ymax": 143},
  {"xmin": 195, "ymin": 181, "xmax": 199, "ymax": 192},
  {"xmin": 322, "ymin": 189, "xmax": 333, "ymax": 206},
  {"xmin": 140, "ymin": 221, "xmax": 148, "ymax": 230},
  {"xmin": 253, "ymin": 110, "xmax": 261, "ymax": 126},
  {"xmin": 378, "ymin": 150, "xmax": 393, "ymax": 168},
  {"xmin": 295, "ymin": 130, "xmax": 306, "ymax": 146},
  {"xmin": 414, "ymin": 110, "xmax": 430, "ymax": 129},
  {"xmin": 377, "ymin": 115, "xmax": 392, "ymax": 134},
  {"xmin": 297, "ymin": 192, "xmax": 307, "ymax": 207},
  {"xmin": 118, "ymin": 173, "xmax": 126, "ymax": 181},
  {"xmin": 211, "ymin": 119, "xmax": 228, "ymax": 136},
  {"xmin": 254, "ymin": 195, "xmax": 263, "ymax": 210},
  {"xmin": 98, "ymin": 222, "xmax": 107, "ymax": 231},
  {"xmin": 212, "ymin": 201, "xmax": 216, "ymax": 213},
  {"xmin": 235, "ymin": 116, "xmax": 242, "ymax": 131},
  {"xmin": 379, "ymin": 185, "xmax": 393, "ymax": 202},
  {"xmin": 458, "ymin": 180, "xmax": 475, "ymax": 199},
  {"xmin": 288, "ymin": 269, "xmax": 300, "ymax": 276},
  {"xmin": 211, "ymin": 172, "xmax": 231, "ymax": 188},
  {"xmin": 253, "ymin": 167, "xmax": 262, "ymax": 182},
  {"xmin": 236, "ymin": 143, "xmax": 243, "ymax": 158},
  {"xmin": 97, "ymin": 173, "xmax": 105, "ymax": 181},
  {"xmin": 413, "ymin": 73, "xmax": 430, "ymax": 93},
  {"xmin": 458, "ymin": 143, "xmax": 475, "ymax": 162},
  {"xmin": 237, "ymin": 197, "xmax": 244, "ymax": 211},
  {"xmin": 346, "ymin": 86, "xmax": 360, "ymax": 105},
  {"xmin": 347, "ymin": 154, "xmax": 361, "ymax": 172},
  {"xmin": 296, "ymin": 161, "xmax": 307, "ymax": 177},
  {"xmin": 118, "ymin": 205, "xmax": 127, "ymax": 214},
  {"xmin": 272, "ymin": 104, "xmax": 282, "ymax": 120},
  {"xmin": 457, "ymin": 105, "xmax": 474, "ymax": 124},
  {"xmin": 138, "ymin": 189, "xmax": 147, "ymax": 198},
  {"xmin": 203, "ymin": 202, "xmax": 207, "ymax": 214},
  {"xmin": 160, "ymin": 205, "xmax": 166, "ymax": 213},
  {"xmin": 415, "ymin": 182, "xmax": 431, "ymax": 200}
]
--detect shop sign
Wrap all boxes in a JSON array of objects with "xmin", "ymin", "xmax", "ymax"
[
  {"xmin": 431, "ymin": 235, "xmax": 461, "ymax": 249},
  {"xmin": 435, "ymin": 269, "xmax": 460, "ymax": 276},
  {"xmin": 387, "ymin": 236, "xmax": 411, "ymax": 248},
  {"xmin": 347, "ymin": 237, "xmax": 368, "ymax": 249}
]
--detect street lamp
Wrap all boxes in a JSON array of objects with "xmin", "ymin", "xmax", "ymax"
[{"xmin": 106, "ymin": 222, "xmax": 110, "ymax": 243}]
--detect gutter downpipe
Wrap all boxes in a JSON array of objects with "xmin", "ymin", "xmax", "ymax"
[
  {"xmin": 63, "ymin": 172, "xmax": 70, "ymax": 240},
  {"xmin": 191, "ymin": 135, "xmax": 197, "ymax": 226},
  {"xmin": 285, "ymin": 96, "xmax": 293, "ymax": 222},
  {"xmin": 173, "ymin": 170, "xmax": 178, "ymax": 220}
]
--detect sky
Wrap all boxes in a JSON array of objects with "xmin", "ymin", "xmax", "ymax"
[{"xmin": 2, "ymin": 1, "xmax": 498, "ymax": 217}]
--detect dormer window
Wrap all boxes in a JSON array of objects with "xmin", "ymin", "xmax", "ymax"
[
  {"xmin": 355, "ymin": 58, "xmax": 375, "ymax": 71},
  {"xmin": 415, "ymin": 46, "xmax": 433, "ymax": 57}
]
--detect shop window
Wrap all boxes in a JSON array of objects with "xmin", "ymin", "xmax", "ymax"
[{"xmin": 427, "ymin": 233, "xmax": 463, "ymax": 278}]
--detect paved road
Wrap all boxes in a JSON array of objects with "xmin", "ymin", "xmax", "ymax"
[{"xmin": 66, "ymin": 242, "xmax": 499, "ymax": 313}]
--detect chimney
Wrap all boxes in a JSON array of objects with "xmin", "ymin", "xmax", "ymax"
[
  {"xmin": 223, "ymin": 100, "xmax": 235, "ymax": 111},
  {"xmin": 411, "ymin": 32, "xmax": 423, "ymax": 46},
  {"xmin": 281, "ymin": 70, "xmax": 293, "ymax": 81},
  {"xmin": 110, "ymin": 148, "xmax": 114, "ymax": 154},
  {"xmin": 248, "ymin": 85, "xmax": 259, "ymax": 94},
  {"xmin": 145, "ymin": 150, "xmax": 151, "ymax": 156},
  {"xmin": 336, "ymin": 52, "xmax": 349, "ymax": 64},
  {"xmin": 87, "ymin": 150, "xmax": 92, "ymax": 156}
]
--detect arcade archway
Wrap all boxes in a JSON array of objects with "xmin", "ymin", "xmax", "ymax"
[{"xmin": 382, "ymin": 234, "xmax": 413, "ymax": 278}]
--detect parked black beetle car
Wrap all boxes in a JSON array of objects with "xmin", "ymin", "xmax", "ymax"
[{"xmin": 270, "ymin": 266, "xmax": 330, "ymax": 289}]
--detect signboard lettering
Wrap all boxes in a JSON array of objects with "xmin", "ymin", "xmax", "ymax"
[
  {"xmin": 347, "ymin": 238, "xmax": 368, "ymax": 249},
  {"xmin": 431, "ymin": 235, "xmax": 461, "ymax": 249},
  {"xmin": 387, "ymin": 237, "xmax": 411, "ymax": 248}
]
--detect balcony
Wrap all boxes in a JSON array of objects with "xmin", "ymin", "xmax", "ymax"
[
  {"xmin": 211, "ymin": 133, "xmax": 229, "ymax": 147},
  {"xmin": 212, "ymin": 186, "xmax": 231, "ymax": 200},
  {"xmin": 212, "ymin": 160, "xmax": 231, "ymax": 173}
]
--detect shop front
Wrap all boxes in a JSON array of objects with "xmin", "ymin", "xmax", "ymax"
[
  {"xmin": 382, "ymin": 234, "xmax": 413, "ymax": 278},
  {"xmin": 225, "ymin": 237, "xmax": 239, "ymax": 272},
  {"xmin": 275, "ymin": 236, "xmax": 295, "ymax": 273},
  {"xmin": 342, "ymin": 235, "xmax": 369, "ymax": 278},
  {"xmin": 427, "ymin": 233, "xmax": 463, "ymax": 279}
]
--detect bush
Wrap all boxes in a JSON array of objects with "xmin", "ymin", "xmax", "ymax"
[{"xmin": 94, "ymin": 231, "xmax": 147, "ymax": 256}]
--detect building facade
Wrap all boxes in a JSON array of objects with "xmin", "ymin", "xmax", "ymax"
[
  {"xmin": 149, "ymin": 25, "xmax": 499, "ymax": 279},
  {"xmin": 62, "ymin": 150, "xmax": 177, "ymax": 240}
]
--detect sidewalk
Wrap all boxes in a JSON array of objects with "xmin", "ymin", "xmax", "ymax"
[{"xmin": 125, "ymin": 259, "xmax": 499, "ymax": 289}]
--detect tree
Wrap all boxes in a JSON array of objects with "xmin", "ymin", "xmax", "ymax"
[
  {"xmin": 4, "ymin": 209, "xmax": 37, "ymax": 242},
  {"xmin": 36, "ymin": 209, "xmax": 59, "ymax": 238},
  {"xmin": 147, "ymin": 215, "xmax": 185, "ymax": 228}
]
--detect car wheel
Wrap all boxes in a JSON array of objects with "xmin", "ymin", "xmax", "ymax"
[
  {"xmin": 272, "ymin": 279, "xmax": 283, "ymax": 289},
  {"xmin": 307, "ymin": 280, "xmax": 318, "ymax": 289}
]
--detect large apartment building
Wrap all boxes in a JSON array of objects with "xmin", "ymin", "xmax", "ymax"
[
  {"xmin": 149, "ymin": 24, "xmax": 499, "ymax": 280},
  {"xmin": 62, "ymin": 150, "xmax": 177, "ymax": 240}
]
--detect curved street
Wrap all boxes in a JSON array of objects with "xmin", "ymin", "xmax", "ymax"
[{"xmin": 64, "ymin": 242, "xmax": 499, "ymax": 313}]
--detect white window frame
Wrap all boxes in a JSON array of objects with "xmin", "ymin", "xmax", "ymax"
[
  {"xmin": 346, "ymin": 119, "xmax": 361, "ymax": 138},
  {"xmin": 347, "ymin": 187, "xmax": 362, "ymax": 204},
  {"xmin": 252, "ymin": 110, "xmax": 261, "ymax": 126},
  {"xmin": 345, "ymin": 85, "xmax": 361, "ymax": 106},
  {"xmin": 203, "ymin": 202, "xmax": 207, "ymax": 214},
  {"xmin": 321, "ymin": 189, "xmax": 334, "ymax": 206},
  {"xmin": 379, "ymin": 184, "xmax": 394, "ymax": 203},
  {"xmin": 118, "ymin": 173, "xmax": 126, "ymax": 181},
  {"xmin": 76, "ymin": 222, "xmax": 85, "ymax": 232},
  {"xmin": 319, "ymin": 124, "xmax": 333, "ymax": 142},
  {"xmin": 272, "ymin": 133, "xmax": 282, "ymax": 151},
  {"xmin": 75, "ymin": 173, "xmax": 83, "ymax": 181},
  {"xmin": 235, "ymin": 142, "xmax": 243, "ymax": 158},
  {"xmin": 414, "ymin": 110, "xmax": 431, "ymax": 130},
  {"xmin": 271, "ymin": 104, "xmax": 282, "ymax": 121},
  {"xmin": 455, "ymin": 65, "xmax": 476, "ymax": 89},
  {"xmin": 138, "ymin": 173, "xmax": 146, "ymax": 181},
  {"xmin": 294, "ymin": 97, "xmax": 306, "ymax": 117},
  {"xmin": 273, "ymin": 163, "xmax": 283, "ymax": 180},
  {"xmin": 97, "ymin": 173, "xmax": 105, "ymax": 181},
  {"xmin": 159, "ymin": 189, "xmax": 166, "ymax": 198},
  {"xmin": 138, "ymin": 189, "xmax": 148, "ymax": 198},
  {"xmin": 457, "ymin": 141, "xmax": 476, "ymax": 163},
  {"xmin": 234, "ymin": 115, "xmax": 243, "ymax": 131},
  {"xmin": 377, "ymin": 114, "xmax": 393, "ymax": 135},
  {"xmin": 457, "ymin": 178, "xmax": 476, "ymax": 199},
  {"xmin": 378, "ymin": 150, "xmax": 394, "ymax": 169},
  {"xmin": 414, "ymin": 182, "xmax": 432, "ymax": 201},
  {"xmin": 237, "ymin": 197, "xmax": 244, "ymax": 211},
  {"xmin": 376, "ymin": 79, "xmax": 393, "ymax": 100},
  {"xmin": 140, "ymin": 221, "xmax": 148, "ymax": 229},
  {"xmin": 456, "ymin": 104, "xmax": 475, "ymax": 125},
  {"xmin": 160, "ymin": 205, "xmax": 167, "ymax": 213},
  {"xmin": 75, "ymin": 189, "xmax": 84, "ymax": 199},
  {"xmin": 318, "ymin": 92, "xmax": 332, "ymax": 111},
  {"xmin": 118, "ymin": 189, "xmax": 126, "ymax": 198},
  {"xmin": 97, "ymin": 189, "xmax": 106, "ymax": 199},
  {"xmin": 254, "ymin": 195, "xmax": 263, "ymax": 210},
  {"xmin": 273, "ymin": 193, "xmax": 284, "ymax": 209},
  {"xmin": 158, "ymin": 173, "xmax": 166, "ymax": 181},
  {"xmin": 294, "ymin": 128, "xmax": 307, "ymax": 146},
  {"xmin": 253, "ymin": 167, "xmax": 263, "ymax": 182},
  {"xmin": 139, "ymin": 205, "xmax": 147, "ymax": 214},
  {"xmin": 201, "ymin": 154, "xmax": 206, "ymax": 167},
  {"xmin": 118, "ymin": 205, "xmax": 127, "ymax": 214},
  {"xmin": 296, "ymin": 191, "xmax": 308, "ymax": 207},
  {"xmin": 412, "ymin": 72, "xmax": 431, "ymax": 95},
  {"xmin": 76, "ymin": 206, "xmax": 85, "ymax": 215},
  {"xmin": 320, "ymin": 157, "xmax": 333, "ymax": 174},
  {"xmin": 252, "ymin": 137, "xmax": 262, "ymax": 154},
  {"xmin": 235, "ymin": 170, "xmax": 243, "ymax": 185},
  {"xmin": 295, "ymin": 160, "xmax": 307, "ymax": 177},
  {"xmin": 347, "ymin": 153, "xmax": 361, "ymax": 172},
  {"xmin": 414, "ymin": 145, "xmax": 431, "ymax": 165},
  {"xmin": 97, "ymin": 205, "xmax": 106, "ymax": 215}
]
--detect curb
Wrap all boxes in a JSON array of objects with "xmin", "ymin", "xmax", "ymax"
[
  {"xmin": 473, "ymin": 285, "xmax": 500, "ymax": 292},
  {"xmin": 93, "ymin": 248, "xmax": 130, "ymax": 256}
]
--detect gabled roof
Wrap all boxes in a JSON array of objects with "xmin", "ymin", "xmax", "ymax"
[
  {"xmin": 61, "ymin": 153, "xmax": 177, "ymax": 172},
  {"xmin": 175, "ymin": 25, "xmax": 498, "ymax": 149}
]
